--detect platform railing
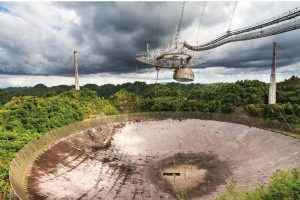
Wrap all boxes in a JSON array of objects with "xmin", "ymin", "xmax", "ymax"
[{"xmin": 9, "ymin": 112, "xmax": 295, "ymax": 200}]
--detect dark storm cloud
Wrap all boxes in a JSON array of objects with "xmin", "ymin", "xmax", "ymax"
[
  {"xmin": 0, "ymin": 1, "xmax": 300, "ymax": 76},
  {"xmin": 57, "ymin": 2, "xmax": 196, "ymax": 75}
]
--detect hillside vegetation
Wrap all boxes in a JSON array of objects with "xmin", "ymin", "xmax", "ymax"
[
  {"xmin": 0, "ymin": 76, "xmax": 299, "ymax": 199},
  {"xmin": 1, "ymin": 77, "xmax": 299, "ymax": 125},
  {"xmin": 217, "ymin": 169, "xmax": 300, "ymax": 200},
  {"xmin": 0, "ymin": 89, "xmax": 117, "ymax": 199}
]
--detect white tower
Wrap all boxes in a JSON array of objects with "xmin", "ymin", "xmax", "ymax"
[
  {"xmin": 268, "ymin": 42, "xmax": 276, "ymax": 104},
  {"xmin": 73, "ymin": 50, "xmax": 80, "ymax": 90}
]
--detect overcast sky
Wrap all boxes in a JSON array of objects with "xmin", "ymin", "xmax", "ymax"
[{"xmin": 0, "ymin": 1, "xmax": 299, "ymax": 88}]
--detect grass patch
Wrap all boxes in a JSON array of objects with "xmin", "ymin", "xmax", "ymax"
[{"xmin": 217, "ymin": 169, "xmax": 300, "ymax": 200}]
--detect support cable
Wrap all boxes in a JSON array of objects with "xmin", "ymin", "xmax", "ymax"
[
  {"xmin": 156, "ymin": 2, "xmax": 162, "ymax": 33},
  {"xmin": 146, "ymin": 2, "xmax": 161, "ymax": 62},
  {"xmin": 175, "ymin": 1, "xmax": 186, "ymax": 49},
  {"xmin": 196, "ymin": 1, "xmax": 206, "ymax": 44},
  {"xmin": 228, "ymin": 1, "xmax": 238, "ymax": 32},
  {"xmin": 171, "ymin": 80, "xmax": 197, "ymax": 119},
  {"xmin": 277, "ymin": 43, "xmax": 298, "ymax": 66},
  {"xmin": 188, "ymin": 2, "xmax": 193, "ymax": 20},
  {"xmin": 184, "ymin": 7, "xmax": 300, "ymax": 51}
]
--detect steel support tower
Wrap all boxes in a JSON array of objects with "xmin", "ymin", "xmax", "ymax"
[
  {"xmin": 73, "ymin": 50, "xmax": 80, "ymax": 91},
  {"xmin": 268, "ymin": 42, "xmax": 276, "ymax": 104}
]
